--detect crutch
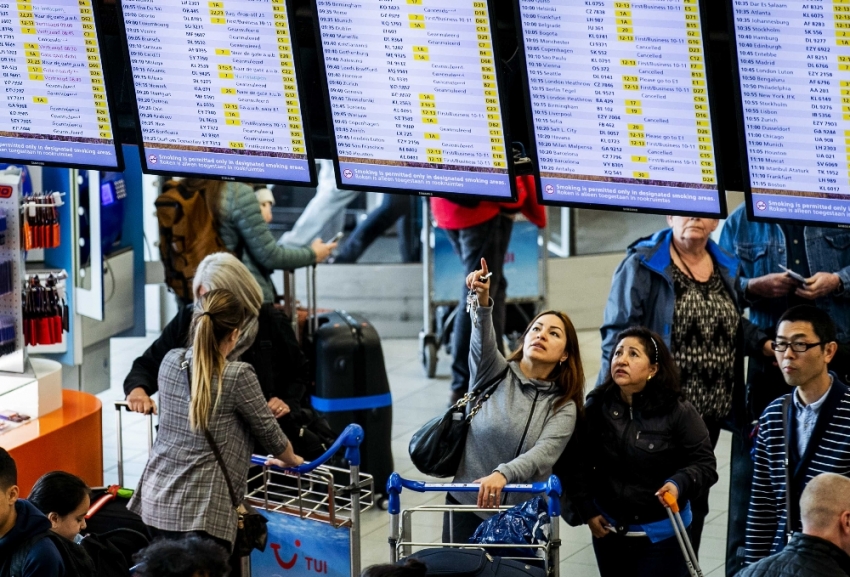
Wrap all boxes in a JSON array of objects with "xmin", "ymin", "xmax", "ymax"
[{"xmin": 662, "ymin": 492, "xmax": 703, "ymax": 577}]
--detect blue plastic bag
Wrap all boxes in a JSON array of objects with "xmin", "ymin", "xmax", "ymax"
[{"xmin": 470, "ymin": 496, "xmax": 550, "ymax": 560}]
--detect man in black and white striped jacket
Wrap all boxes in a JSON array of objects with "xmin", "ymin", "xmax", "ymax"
[{"xmin": 746, "ymin": 305, "xmax": 850, "ymax": 566}]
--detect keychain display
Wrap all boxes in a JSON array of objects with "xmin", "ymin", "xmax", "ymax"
[
  {"xmin": 22, "ymin": 274, "xmax": 68, "ymax": 347},
  {"xmin": 21, "ymin": 192, "xmax": 62, "ymax": 251}
]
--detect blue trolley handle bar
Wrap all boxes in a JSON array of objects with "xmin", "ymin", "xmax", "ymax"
[
  {"xmin": 250, "ymin": 423, "xmax": 364, "ymax": 474},
  {"xmin": 386, "ymin": 473, "xmax": 562, "ymax": 518}
]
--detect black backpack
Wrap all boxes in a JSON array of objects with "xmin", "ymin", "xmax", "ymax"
[
  {"xmin": 5, "ymin": 531, "xmax": 93, "ymax": 577},
  {"xmin": 81, "ymin": 529, "xmax": 150, "ymax": 577}
]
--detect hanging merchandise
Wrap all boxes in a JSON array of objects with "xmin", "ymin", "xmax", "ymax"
[
  {"xmin": 0, "ymin": 315, "xmax": 14, "ymax": 356},
  {"xmin": 22, "ymin": 273, "xmax": 68, "ymax": 347},
  {"xmin": 21, "ymin": 192, "xmax": 63, "ymax": 251},
  {"xmin": 0, "ymin": 260, "xmax": 13, "ymax": 296}
]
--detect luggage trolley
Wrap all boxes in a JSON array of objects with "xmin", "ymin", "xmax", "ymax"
[
  {"xmin": 419, "ymin": 200, "xmax": 549, "ymax": 378},
  {"xmin": 244, "ymin": 424, "xmax": 375, "ymax": 577},
  {"xmin": 386, "ymin": 473, "xmax": 563, "ymax": 577}
]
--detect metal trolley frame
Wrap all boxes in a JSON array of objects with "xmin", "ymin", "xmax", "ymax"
[
  {"xmin": 244, "ymin": 424, "xmax": 375, "ymax": 577},
  {"xmin": 386, "ymin": 473, "xmax": 563, "ymax": 577}
]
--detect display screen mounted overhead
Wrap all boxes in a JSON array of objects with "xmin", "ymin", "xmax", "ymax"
[
  {"xmin": 0, "ymin": 0, "xmax": 122, "ymax": 170},
  {"xmin": 517, "ymin": 0, "xmax": 725, "ymax": 216},
  {"xmin": 731, "ymin": 0, "xmax": 850, "ymax": 228},
  {"xmin": 121, "ymin": 0, "xmax": 316, "ymax": 184},
  {"xmin": 313, "ymin": 0, "xmax": 516, "ymax": 200}
]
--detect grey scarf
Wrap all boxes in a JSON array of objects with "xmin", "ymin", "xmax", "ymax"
[{"xmin": 227, "ymin": 314, "xmax": 259, "ymax": 361}]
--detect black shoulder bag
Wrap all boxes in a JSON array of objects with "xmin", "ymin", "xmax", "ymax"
[
  {"xmin": 409, "ymin": 367, "xmax": 509, "ymax": 477},
  {"xmin": 182, "ymin": 359, "xmax": 268, "ymax": 557}
]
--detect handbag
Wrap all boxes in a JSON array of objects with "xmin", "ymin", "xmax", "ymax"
[
  {"xmin": 409, "ymin": 367, "xmax": 509, "ymax": 477},
  {"xmin": 182, "ymin": 358, "xmax": 268, "ymax": 556}
]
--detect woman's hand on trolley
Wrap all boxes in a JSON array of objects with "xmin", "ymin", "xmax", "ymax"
[
  {"xmin": 466, "ymin": 258, "xmax": 492, "ymax": 305},
  {"xmin": 267, "ymin": 397, "xmax": 290, "ymax": 419},
  {"xmin": 655, "ymin": 481, "xmax": 679, "ymax": 508},
  {"xmin": 266, "ymin": 443, "xmax": 305, "ymax": 469},
  {"xmin": 474, "ymin": 470, "xmax": 507, "ymax": 509},
  {"xmin": 587, "ymin": 515, "xmax": 612, "ymax": 539},
  {"xmin": 127, "ymin": 387, "xmax": 157, "ymax": 415}
]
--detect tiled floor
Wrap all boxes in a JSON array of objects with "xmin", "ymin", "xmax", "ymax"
[{"xmin": 100, "ymin": 330, "xmax": 733, "ymax": 577}]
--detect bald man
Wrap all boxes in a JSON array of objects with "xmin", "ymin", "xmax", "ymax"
[{"xmin": 740, "ymin": 473, "xmax": 850, "ymax": 577}]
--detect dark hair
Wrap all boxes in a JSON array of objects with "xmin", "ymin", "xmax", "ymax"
[
  {"xmin": 0, "ymin": 448, "xmax": 16, "ymax": 490},
  {"xmin": 362, "ymin": 559, "xmax": 427, "ymax": 577},
  {"xmin": 506, "ymin": 310, "xmax": 586, "ymax": 414},
  {"xmin": 28, "ymin": 471, "xmax": 91, "ymax": 517},
  {"xmin": 599, "ymin": 327, "xmax": 681, "ymax": 409},
  {"xmin": 778, "ymin": 305, "xmax": 837, "ymax": 346},
  {"xmin": 132, "ymin": 536, "xmax": 230, "ymax": 577}
]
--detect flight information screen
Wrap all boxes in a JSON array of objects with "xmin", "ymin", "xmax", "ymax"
[
  {"xmin": 518, "ymin": 0, "xmax": 724, "ymax": 216},
  {"xmin": 314, "ymin": 0, "xmax": 515, "ymax": 199},
  {"xmin": 0, "ymin": 0, "xmax": 121, "ymax": 170},
  {"xmin": 121, "ymin": 0, "xmax": 315, "ymax": 184},
  {"xmin": 732, "ymin": 1, "xmax": 850, "ymax": 227}
]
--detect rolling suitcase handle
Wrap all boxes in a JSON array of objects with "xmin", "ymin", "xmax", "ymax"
[
  {"xmin": 662, "ymin": 492, "xmax": 703, "ymax": 577},
  {"xmin": 114, "ymin": 401, "xmax": 154, "ymax": 488}
]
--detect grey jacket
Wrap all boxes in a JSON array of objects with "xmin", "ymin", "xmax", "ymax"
[
  {"xmin": 217, "ymin": 182, "xmax": 316, "ymax": 302},
  {"xmin": 451, "ymin": 304, "xmax": 577, "ymax": 509}
]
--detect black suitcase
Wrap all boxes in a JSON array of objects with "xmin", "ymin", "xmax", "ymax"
[
  {"xmin": 402, "ymin": 548, "xmax": 546, "ymax": 577},
  {"xmin": 310, "ymin": 310, "xmax": 393, "ymax": 502}
]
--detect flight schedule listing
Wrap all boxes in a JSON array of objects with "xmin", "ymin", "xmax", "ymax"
[
  {"xmin": 733, "ymin": 1, "xmax": 850, "ymax": 226},
  {"xmin": 316, "ymin": 0, "xmax": 513, "ymax": 197},
  {"xmin": 519, "ymin": 0, "xmax": 721, "ymax": 214},
  {"xmin": 123, "ymin": 0, "xmax": 311, "ymax": 182},
  {"xmin": 0, "ymin": 0, "xmax": 119, "ymax": 168}
]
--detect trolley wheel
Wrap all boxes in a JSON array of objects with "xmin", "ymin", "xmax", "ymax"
[
  {"xmin": 376, "ymin": 494, "xmax": 390, "ymax": 511},
  {"xmin": 423, "ymin": 340, "xmax": 438, "ymax": 378}
]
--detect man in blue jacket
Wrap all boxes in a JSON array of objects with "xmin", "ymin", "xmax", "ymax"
[
  {"xmin": 746, "ymin": 306, "xmax": 850, "ymax": 566},
  {"xmin": 0, "ymin": 448, "xmax": 65, "ymax": 577}
]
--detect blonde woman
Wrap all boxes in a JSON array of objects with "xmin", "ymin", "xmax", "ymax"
[
  {"xmin": 128, "ymin": 289, "xmax": 302, "ymax": 552},
  {"xmin": 124, "ymin": 253, "xmax": 331, "ymax": 459}
]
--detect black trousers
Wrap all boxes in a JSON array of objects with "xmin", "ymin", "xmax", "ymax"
[
  {"xmin": 592, "ymin": 531, "xmax": 689, "ymax": 577},
  {"xmin": 688, "ymin": 416, "xmax": 722, "ymax": 559}
]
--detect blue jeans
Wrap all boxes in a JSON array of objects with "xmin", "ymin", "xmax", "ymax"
[
  {"xmin": 334, "ymin": 193, "xmax": 414, "ymax": 263},
  {"xmin": 446, "ymin": 214, "xmax": 513, "ymax": 395},
  {"xmin": 279, "ymin": 159, "xmax": 360, "ymax": 247},
  {"xmin": 593, "ymin": 532, "xmax": 689, "ymax": 577}
]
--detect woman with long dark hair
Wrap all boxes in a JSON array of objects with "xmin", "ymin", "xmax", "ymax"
[
  {"xmin": 442, "ymin": 258, "xmax": 585, "ymax": 543},
  {"xmin": 576, "ymin": 327, "xmax": 717, "ymax": 577}
]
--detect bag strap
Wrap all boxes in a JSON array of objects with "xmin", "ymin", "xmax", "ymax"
[
  {"xmin": 781, "ymin": 394, "xmax": 794, "ymax": 543},
  {"xmin": 182, "ymin": 356, "xmax": 240, "ymax": 509},
  {"xmin": 464, "ymin": 366, "xmax": 510, "ymax": 419}
]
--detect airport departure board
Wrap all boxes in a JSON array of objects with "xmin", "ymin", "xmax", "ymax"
[
  {"xmin": 732, "ymin": 1, "xmax": 850, "ymax": 227},
  {"xmin": 121, "ymin": 0, "xmax": 315, "ymax": 184},
  {"xmin": 314, "ymin": 0, "xmax": 515, "ymax": 199},
  {"xmin": 0, "ymin": 0, "xmax": 121, "ymax": 170},
  {"xmin": 518, "ymin": 0, "xmax": 724, "ymax": 216}
]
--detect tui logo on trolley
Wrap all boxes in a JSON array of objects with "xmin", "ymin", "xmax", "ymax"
[{"xmin": 251, "ymin": 510, "xmax": 352, "ymax": 577}]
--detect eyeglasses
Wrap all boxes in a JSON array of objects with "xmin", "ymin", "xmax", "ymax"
[{"xmin": 771, "ymin": 341, "xmax": 824, "ymax": 353}]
